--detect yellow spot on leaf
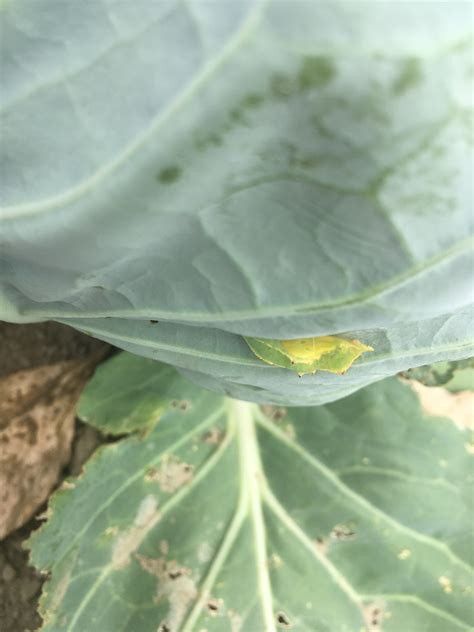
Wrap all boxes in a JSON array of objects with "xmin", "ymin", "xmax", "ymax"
[
  {"xmin": 281, "ymin": 336, "xmax": 372, "ymax": 366},
  {"xmin": 398, "ymin": 548, "xmax": 411, "ymax": 560},
  {"xmin": 268, "ymin": 553, "xmax": 283, "ymax": 569},
  {"xmin": 439, "ymin": 576, "xmax": 453, "ymax": 593},
  {"xmin": 245, "ymin": 334, "xmax": 373, "ymax": 375}
]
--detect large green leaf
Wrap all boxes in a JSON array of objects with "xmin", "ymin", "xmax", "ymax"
[
  {"xmin": 29, "ymin": 360, "xmax": 474, "ymax": 631},
  {"xmin": 1, "ymin": 1, "xmax": 473, "ymax": 404}
]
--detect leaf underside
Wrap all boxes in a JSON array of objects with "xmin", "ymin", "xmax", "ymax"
[
  {"xmin": 29, "ymin": 356, "xmax": 474, "ymax": 632},
  {"xmin": 1, "ymin": 1, "xmax": 473, "ymax": 405}
]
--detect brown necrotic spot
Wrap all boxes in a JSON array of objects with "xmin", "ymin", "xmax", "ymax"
[
  {"xmin": 276, "ymin": 611, "xmax": 291, "ymax": 627},
  {"xmin": 331, "ymin": 523, "xmax": 356, "ymax": 541},
  {"xmin": 363, "ymin": 602, "xmax": 386, "ymax": 630},
  {"xmin": 202, "ymin": 428, "xmax": 224, "ymax": 444},
  {"xmin": 206, "ymin": 598, "xmax": 221, "ymax": 616}
]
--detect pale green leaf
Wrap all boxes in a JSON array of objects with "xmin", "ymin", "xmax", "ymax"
[
  {"xmin": 78, "ymin": 354, "xmax": 180, "ymax": 434},
  {"xmin": 29, "ymin": 367, "xmax": 474, "ymax": 631},
  {"xmin": 1, "ymin": 1, "xmax": 473, "ymax": 405}
]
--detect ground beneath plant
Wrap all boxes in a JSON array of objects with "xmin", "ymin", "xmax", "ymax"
[{"xmin": 0, "ymin": 322, "xmax": 109, "ymax": 632}]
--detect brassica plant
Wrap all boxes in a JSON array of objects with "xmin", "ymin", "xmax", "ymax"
[{"xmin": 1, "ymin": 1, "xmax": 473, "ymax": 631}]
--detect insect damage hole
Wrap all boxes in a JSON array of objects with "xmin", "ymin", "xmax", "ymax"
[
  {"xmin": 330, "ymin": 523, "xmax": 356, "ymax": 541},
  {"xmin": 276, "ymin": 611, "xmax": 291, "ymax": 628}
]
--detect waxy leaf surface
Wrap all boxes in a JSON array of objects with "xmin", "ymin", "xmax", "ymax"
[{"xmin": 1, "ymin": 1, "xmax": 473, "ymax": 404}]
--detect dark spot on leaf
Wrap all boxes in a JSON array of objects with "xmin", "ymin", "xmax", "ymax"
[
  {"xmin": 261, "ymin": 405, "xmax": 288, "ymax": 422},
  {"xmin": 202, "ymin": 428, "xmax": 224, "ymax": 444},
  {"xmin": 331, "ymin": 524, "xmax": 356, "ymax": 540},
  {"xmin": 168, "ymin": 569, "xmax": 182, "ymax": 580},
  {"xmin": 392, "ymin": 57, "xmax": 422, "ymax": 95},
  {"xmin": 230, "ymin": 107, "xmax": 244, "ymax": 122},
  {"xmin": 195, "ymin": 132, "xmax": 223, "ymax": 150},
  {"xmin": 271, "ymin": 74, "xmax": 294, "ymax": 98},
  {"xmin": 207, "ymin": 599, "xmax": 220, "ymax": 615},
  {"xmin": 144, "ymin": 467, "xmax": 158, "ymax": 482},
  {"xmin": 158, "ymin": 165, "xmax": 182, "ymax": 184},
  {"xmin": 158, "ymin": 623, "xmax": 171, "ymax": 632},
  {"xmin": 273, "ymin": 408, "xmax": 287, "ymax": 421},
  {"xmin": 149, "ymin": 320, "xmax": 159, "ymax": 324},
  {"xmin": 364, "ymin": 602, "xmax": 385, "ymax": 629},
  {"xmin": 241, "ymin": 92, "xmax": 265, "ymax": 108},
  {"xmin": 371, "ymin": 609, "xmax": 381, "ymax": 625},
  {"xmin": 276, "ymin": 611, "xmax": 291, "ymax": 627},
  {"xmin": 298, "ymin": 56, "xmax": 336, "ymax": 90}
]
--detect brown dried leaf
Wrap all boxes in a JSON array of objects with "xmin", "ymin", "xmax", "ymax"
[{"xmin": 0, "ymin": 360, "xmax": 98, "ymax": 537}]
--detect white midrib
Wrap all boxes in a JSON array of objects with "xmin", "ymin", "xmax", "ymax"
[
  {"xmin": 183, "ymin": 400, "xmax": 276, "ymax": 632},
  {"xmin": 236, "ymin": 400, "xmax": 276, "ymax": 632}
]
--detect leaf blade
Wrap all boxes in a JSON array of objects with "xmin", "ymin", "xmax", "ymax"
[{"xmin": 29, "ymin": 364, "xmax": 474, "ymax": 631}]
